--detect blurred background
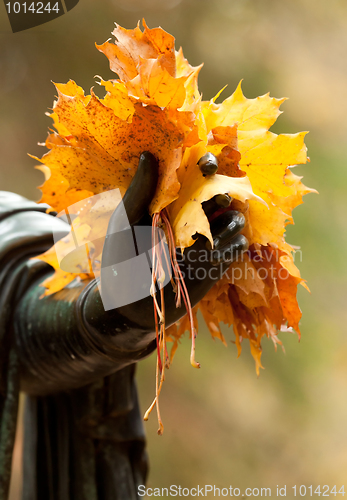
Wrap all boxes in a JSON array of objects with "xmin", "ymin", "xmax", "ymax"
[{"xmin": 1, "ymin": 0, "xmax": 347, "ymax": 498}]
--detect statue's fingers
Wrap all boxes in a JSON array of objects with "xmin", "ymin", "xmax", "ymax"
[
  {"xmin": 107, "ymin": 152, "xmax": 159, "ymax": 235},
  {"xmin": 210, "ymin": 211, "xmax": 245, "ymax": 247},
  {"xmin": 122, "ymin": 152, "xmax": 159, "ymax": 225},
  {"xmin": 208, "ymin": 210, "xmax": 247, "ymax": 265},
  {"xmin": 102, "ymin": 152, "xmax": 158, "ymax": 270},
  {"xmin": 202, "ymin": 193, "xmax": 232, "ymax": 219},
  {"xmin": 198, "ymin": 152, "xmax": 218, "ymax": 176},
  {"xmin": 210, "ymin": 234, "xmax": 249, "ymax": 266}
]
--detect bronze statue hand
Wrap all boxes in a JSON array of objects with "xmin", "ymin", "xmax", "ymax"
[
  {"xmin": 15, "ymin": 152, "xmax": 248, "ymax": 395},
  {"xmin": 93, "ymin": 151, "xmax": 248, "ymax": 332}
]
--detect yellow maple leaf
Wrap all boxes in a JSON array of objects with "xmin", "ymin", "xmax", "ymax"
[
  {"xmin": 168, "ymin": 142, "xmax": 265, "ymax": 249},
  {"xmin": 33, "ymin": 20, "xmax": 314, "ymax": 379}
]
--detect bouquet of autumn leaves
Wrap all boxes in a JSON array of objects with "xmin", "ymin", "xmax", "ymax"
[{"xmin": 33, "ymin": 21, "xmax": 314, "ymax": 390}]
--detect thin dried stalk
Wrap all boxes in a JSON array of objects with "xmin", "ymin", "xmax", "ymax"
[{"xmin": 144, "ymin": 210, "xmax": 200, "ymax": 433}]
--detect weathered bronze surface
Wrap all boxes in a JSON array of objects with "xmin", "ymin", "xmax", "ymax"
[{"xmin": 0, "ymin": 154, "xmax": 247, "ymax": 499}]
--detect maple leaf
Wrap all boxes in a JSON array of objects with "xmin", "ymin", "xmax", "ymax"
[{"xmin": 33, "ymin": 20, "xmax": 315, "ymax": 390}]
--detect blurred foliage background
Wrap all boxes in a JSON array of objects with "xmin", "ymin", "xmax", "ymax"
[{"xmin": 1, "ymin": 0, "xmax": 347, "ymax": 498}]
